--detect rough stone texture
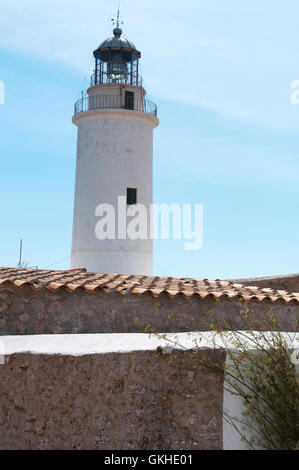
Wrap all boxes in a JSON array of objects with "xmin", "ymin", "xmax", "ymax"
[
  {"xmin": 0, "ymin": 349, "xmax": 224, "ymax": 450},
  {"xmin": 231, "ymin": 274, "xmax": 299, "ymax": 294},
  {"xmin": 0, "ymin": 284, "xmax": 297, "ymax": 336}
]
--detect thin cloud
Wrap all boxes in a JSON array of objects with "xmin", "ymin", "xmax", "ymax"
[{"xmin": 0, "ymin": 0, "xmax": 299, "ymax": 128}]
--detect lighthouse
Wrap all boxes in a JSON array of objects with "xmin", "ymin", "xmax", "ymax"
[{"xmin": 71, "ymin": 20, "xmax": 159, "ymax": 275}]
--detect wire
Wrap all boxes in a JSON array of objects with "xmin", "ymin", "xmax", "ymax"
[
  {"xmin": 153, "ymin": 262, "xmax": 170, "ymax": 277},
  {"xmin": 77, "ymin": 56, "xmax": 94, "ymax": 100},
  {"xmin": 44, "ymin": 256, "xmax": 71, "ymax": 270}
]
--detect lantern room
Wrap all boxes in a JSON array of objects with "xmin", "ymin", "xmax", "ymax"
[{"xmin": 92, "ymin": 27, "xmax": 142, "ymax": 87}]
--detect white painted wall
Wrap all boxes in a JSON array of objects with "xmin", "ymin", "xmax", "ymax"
[
  {"xmin": 223, "ymin": 346, "xmax": 299, "ymax": 450},
  {"xmin": 71, "ymin": 84, "xmax": 159, "ymax": 275},
  {"xmin": 0, "ymin": 332, "xmax": 219, "ymax": 357},
  {"xmin": 87, "ymin": 83, "xmax": 146, "ymax": 101}
]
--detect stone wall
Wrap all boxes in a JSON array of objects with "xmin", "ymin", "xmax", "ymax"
[
  {"xmin": 0, "ymin": 284, "xmax": 297, "ymax": 336},
  {"xmin": 231, "ymin": 274, "xmax": 299, "ymax": 293},
  {"xmin": 0, "ymin": 349, "xmax": 224, "ymax": 450}
]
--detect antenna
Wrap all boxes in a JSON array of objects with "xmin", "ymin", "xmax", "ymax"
[
  {"xmin": 17, "ymin": 239, "xmax": 23, "ymax": 268},
  {"xmin": 17, "ymin": 239, "xmax": 29, "ymax": 269}
]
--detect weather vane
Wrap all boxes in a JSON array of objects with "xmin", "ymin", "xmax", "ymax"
[{"xmin": 110, "ymin": 4, "xmax": 124, "ymax": 29}]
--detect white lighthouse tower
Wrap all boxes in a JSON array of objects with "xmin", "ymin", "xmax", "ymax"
[{"xmin": 71, "ymin": 19, "xmax": 159, "ymax": 275}]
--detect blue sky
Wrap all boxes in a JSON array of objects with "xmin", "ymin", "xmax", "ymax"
[{"xmin": 0, "ymin": 0, "xmax": 299, "ymax": 279}]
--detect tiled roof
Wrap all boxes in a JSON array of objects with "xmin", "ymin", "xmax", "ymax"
[{"xmin": 0, "ymin": 267, "xmax": 298, "ymax": 304}]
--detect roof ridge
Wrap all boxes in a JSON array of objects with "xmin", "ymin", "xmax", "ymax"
[{"xmin": 0, "ymin": 267, "xmax": 298, "ymax": 304}]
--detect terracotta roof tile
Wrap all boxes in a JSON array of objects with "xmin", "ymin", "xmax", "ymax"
[{"xmin": 0, "ymin": 267, "xmax": 298, "ymax": 304}]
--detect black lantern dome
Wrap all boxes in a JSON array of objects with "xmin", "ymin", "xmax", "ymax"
[
  {"xmin": 98, "ymin": 27, "xmax": 139, "ymax": 53},
  {"xmin": 92, "ymin": 27, "xmax": 142, "ymax": 87}
]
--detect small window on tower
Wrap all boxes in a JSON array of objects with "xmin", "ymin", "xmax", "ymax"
[
  {"xmin": 127, "ymin": 188, "xmax": 137, "ymax": 205},
  {"xmin": 125, "ymin": 91, "xmax": 134, "ymax": 110}
]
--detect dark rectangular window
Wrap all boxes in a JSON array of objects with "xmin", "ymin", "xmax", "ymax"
[
  {"xmin": 127, "ymin": 188, "xmax": 137, "ymax": 205},
  {"xmin": 125, "ymin": 91, "xmax": 134, "ymax": 110}
]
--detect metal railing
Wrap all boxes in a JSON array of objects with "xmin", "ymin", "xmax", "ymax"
[
  {"xmin": 74, "ymin": 95, "xmax": 157, "ymax": 117},
  {"xmin": 90, "ymin": 71, "xmax": 143, "ymax": 87}
]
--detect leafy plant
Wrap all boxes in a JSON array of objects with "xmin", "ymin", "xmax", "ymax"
[{"xmin": 144, "ymin": 309, "xmax": 299, "ymax": 450}]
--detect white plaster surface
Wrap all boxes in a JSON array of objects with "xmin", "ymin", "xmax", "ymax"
[
  {"xmin": 0, "ymin": 332, "xmax": 210, "ymax": 357},
  {"xmin": 223, "ymin": 337, "xmax": 299, "ymax": 450},
  {"xmin": 71, "ymin": 250, "xmax": 152, "ymax": 276},
  {"xmin": 87, "ymin": 83, "xmax": 146, "ymax": 112},
  {"xmin": 0, "ymin": 331, "xmax": 297, "ymax": 357},
  {"xmin": 71, "ymin": 83, "xmax": 158, "ymax": 276}
]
